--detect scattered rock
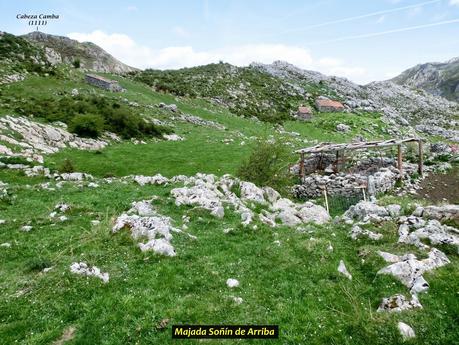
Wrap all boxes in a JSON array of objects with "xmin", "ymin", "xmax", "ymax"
[
  {"xmin": 134, "ymin": 174, "xmax": 169, "ymax": 186},
  {"xmin": 377, "ymin": 294, "xmax": 422, "ymax": 312},
  {"xmin": 0, "ymin": 115, "xmax": 110, "ymax": 163},
  {"xmin": 338, "ymin": 260, "xmax": 352, "ymax": 280},
  {"xmin": 336, "ymin": 123, "xmax": 351, "ymax": 132},
  {"xmin": 349, "ymin": 225, "xmax": 382, "ymax": 240},
  {"xmin": 226, "ymin": 278, "xmax": 240, "ymax": 288},
  {"xmin": 163, "ymin": 134, "xmax": 183, "ymax": 141},
  {"xmin": 422, "ymin": 204, "xmax": 459, "ymax": 225},
  {"xmin": 231, "ymin": 296, "xmax": 243, "ymax": 304},
  {"xmin": 112, "ymin": 200, "xmax": 180, "ymax": 256},
  {"xmin": 52, "ymin": 325, "xmax": 76, "ymax": 345},
  {"xmin": 21, "ymin": 225, "xmax": 33, "ymax": 232},
  {"xmin": 397, "ymin": 322, "xmax": 415, "ymax": 341},
  {"xmin": 377, "ymin": 248, "xmax": 449, "ymax": 294},
  {"xmin": 70, "ymin": 262, "xmax": 109, "ymax": 283},
  {"xmin": 343, "ymin": 201, "xmax": 389, "ymax": 222}
]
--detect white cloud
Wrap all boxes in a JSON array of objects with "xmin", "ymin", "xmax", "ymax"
[
  {"xmin": 173, "ymin": 26, "xmax": 190, "ymax": 38},
  {"xmin": 67, "ymin": 30, "xmax": 367, "ymax": 82},
  {"xmin": 127, "ymin": 5, "xmax": 138, "ymax": 11},
  {"xmin": 449, "ymin": 0, "xmax": 459, "ymax": 6},
  {"xmin": 376, "ymin": 15, "xmax": 385, "ymax": 23}
]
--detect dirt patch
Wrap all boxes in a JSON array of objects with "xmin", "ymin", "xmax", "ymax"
[
  {"xmin": 416, "ymin": 167, "xmax": 459, "ymax": 204},
  {"xmin": 53, "ymin": 326, "xmax": 76, "ymax": 345}
]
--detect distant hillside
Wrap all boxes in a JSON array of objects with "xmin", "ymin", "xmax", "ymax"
[
  {"xmin": 133, "ymin": 61, "xmax": 459, "ymax": 140},
  {"xmin": 391, "ymin": 57, "xmax": 459, "ymax": 102},
  {"xmin": 134, "ymin": 62, "xmax": 335, "ymax": 122},
  {"xmin": 22, "ymin": 31, "xmax": 137, "ymax": 74}
]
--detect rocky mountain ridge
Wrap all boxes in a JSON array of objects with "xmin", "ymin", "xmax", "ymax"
[
  {"xmin": 264, "ymin": 61, "xmax": 459, "ymax": 140},
  {"xmin": 22, "ymin": 31, "xmax": 137, "ymax": 74},
  {"xmin": 391, "ymin": 57, "xmax": 459, "ymax": 102},
  {"xmin": 136, "ymin": 60, "xmax": 459, "ymax": 141}
]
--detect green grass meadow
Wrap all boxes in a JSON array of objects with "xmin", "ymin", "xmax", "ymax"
[{"xmin": 0, "ymin": 72, "xmax": 458, "ymax": 344}]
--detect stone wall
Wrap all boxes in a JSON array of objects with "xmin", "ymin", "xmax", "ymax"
[
  {"xmin": 85, "ymin": 74, "xmax": 123, "ymax": 92},
  {"xmin": 293, "ymin": 166, "xmax": 400, "ymax": 199}
]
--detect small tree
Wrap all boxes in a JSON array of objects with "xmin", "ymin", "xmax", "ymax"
[
  {"xmin": 69, "ymin": 113, "xmax": 105, "ymax": 138},
  {"xmin": 237, "ymin": 140, "xmax": 294, "ymax": 195},
  {"xmin": 73, "ymin": 59, "xmax": 81, "ymax": 69},
  {"xmin": 59, "ymin": 159, "xmax": 75, "ymax": 173}
]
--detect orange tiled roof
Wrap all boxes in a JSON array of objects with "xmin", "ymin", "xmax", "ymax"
[
  {"xmin": 316, "ymin": 99, "xmax": 344, "ymax": 108},
  {"xmin": 298, "ymin": 106, "xmax": 312, "ymax": 113}
]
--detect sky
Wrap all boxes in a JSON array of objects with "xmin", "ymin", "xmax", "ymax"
[{"xmin": 2, "ymin": 0, "xmax": 459, "ymax": 84}]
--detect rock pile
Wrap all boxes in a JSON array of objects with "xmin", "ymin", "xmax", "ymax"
[
  {"xmin": 377, "ymin": 294, "xmax": 422, "ymax": 313},
  {"xmin": 163, "ymin": 134, "xmax": 184, "ymax": 141},
  {"xmin": 0, "ymin": 116, "xmax": 111, "ymax": 163},
  {"xmin": 167, "ymin": 173, "xmax": 330, "ymax": 227},
  {"xmin": 112, "ymin": 199, "xmax": 180, "ymax": 256},
  {"xmin": 340, "ymin": 198, "xmax": 457, "ymax": 317},
  {"xmin": 173, "ymin": 113, "xmax": 226, "ymax": 130},
  {"xmin": 377, "ymin": 248, "xmax": 449, "ymax": 294},
  {"xmin": 398, "ymin": 217, "xmax": 459, "ymax": 250},
  {"xmin": 70, "ymin": 262, "xmax": 109, "ymax": 283}
]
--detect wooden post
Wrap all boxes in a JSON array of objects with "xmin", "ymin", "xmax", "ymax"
[
  {"xmin": 323, "ymin": 187, "xmax": 330, "ymax": 215},
  {"xmin": 299, "ymin": 152, "xmax": 305, "ymax": 182},
  {"xmin": 334, "ymin": 150, "xmax": 339, "ymax": 173},
  {"xmin": 397, "ymin": 144, "xmax": 403, "ymax": 178},
  {"xmin": 418, "ymin": 140, "xmax": 423, "ymax": 176}
]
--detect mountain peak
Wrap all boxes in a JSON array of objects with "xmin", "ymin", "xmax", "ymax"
[
  {"xmin": 22, "ymin": 31, "xmax": 138, "ymax": 74},
  {"xmin": 391, "ymin": 57, "xmax": 459, "ymax": 101}
]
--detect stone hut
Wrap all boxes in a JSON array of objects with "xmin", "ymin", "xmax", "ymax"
[
  {"xmin": 85, "ymin": 74, "xmax": 124, "ymax": 92},
  {"xmin": 315, "ymin": 97, "xmax": 344, "ymax": 112},
  {"xmin": 297, "ymin": 106, "xmax": 313, "ymax": 120}
]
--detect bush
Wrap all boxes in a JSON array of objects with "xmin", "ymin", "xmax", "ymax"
[
  {"xmin": 104, "ymin": 109, "xmax": 168, "ymax": 139},
  {"xmin": 69, "ymin": 113, "xmax": 105, "ymax": 138},
  {"xmin": 59, "ymin": 159, "xmax": 75, "ymax": 173},
  {"xmin": 73, "ymin": 59, "xmax": 81, "ymax": 68},
  {"xmin": 9, "ymin": 94, "xmax": 172, "ymax": 139},
  {"xmin": 237, "ymin": 140, "xmax": 294, "ymax": 195}
]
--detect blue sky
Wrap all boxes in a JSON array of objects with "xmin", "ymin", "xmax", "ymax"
[{"xmin": 2, "ymin": 0, "xmax": 459, "ymax": 83}]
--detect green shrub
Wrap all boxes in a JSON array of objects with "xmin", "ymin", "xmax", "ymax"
[
  {"xmin": 104, "ymin": 109, "xmax": 169, "ymax": 139},
  {"xmin": 59, "ymin": 159, "xmax": 76, "ymax": 173},
  {"xmin": 26, "ymin": 257, "xmax": 52, "ymax": 272},
  {"xmin": 73, "ymin": 59, "xmax": 81, "ymax": 68},
  {"xmin": 8, "ymin": 93, "xmax": 172, "ymax": 139},
  {"xmin": 0, "ymin": 156, "xmax": 33, "ymax": 166},
  {"xmin": 237, "ymin": 140, "xmax": 294, "ymax": 195},
  {"xmin": 69, "ymin": 113, "xmax": 104, "ymax": 138}
]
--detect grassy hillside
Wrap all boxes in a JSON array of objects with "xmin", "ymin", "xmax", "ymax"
[
  {"xmin": 0, "ymin": 61, "xmax": 457, "ymax": 345},
  {"xmin": 1, "ymin": 172, "xmax": 458, "ymax": 345},
  {"xmin": 132, "ymin": 63, "xmax": 337, "ymax": 123},
  {"xmin": 0, "ymin": 32, "xmax": 54, "ymax": 79},
  {"xmin": 0, "ymin": 70, "xmax": 391, "ymax": 177}
]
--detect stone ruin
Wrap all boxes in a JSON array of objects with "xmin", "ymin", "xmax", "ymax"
[
  {"xmin": 292, "ymin": 138, "xmax": 427, "ymax": 199},
  {"xmin": 85, "ymin": 74, "xmax": 124, "ymax": 92},
  {"xmin": 292, "ymin": 155, "xmax": 401, "ymax": 198}
]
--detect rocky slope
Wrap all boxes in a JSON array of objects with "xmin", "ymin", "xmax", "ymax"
[
  {"xmin": 22, "ymin": 31, "xmax": 137, "ymax": 73},
  {"xmin": 0, "ymin": 31, "xmax": 53, "ymax": 84},
  {"xmin": 391, "ymin": 57, "xmax": 459, "ymax": 102},
  {"xmin": 252, "ymin": 61, "xmax": 459, "ymax": 141},
  {"xmin": 136, "ymin": 61, "xmax": 459, "ymax": 140}
]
